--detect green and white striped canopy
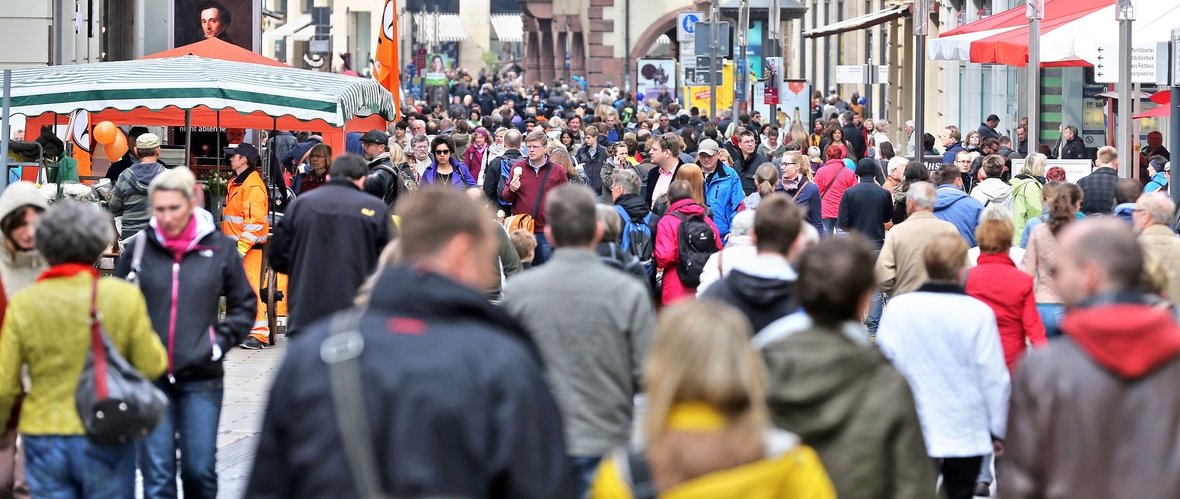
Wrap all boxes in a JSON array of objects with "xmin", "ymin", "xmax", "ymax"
[{"xmin": 6, "ymin": 55, "xmax": 395, "ymax": 127}]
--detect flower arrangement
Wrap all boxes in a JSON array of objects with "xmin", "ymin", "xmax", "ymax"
[
  {"xmin": 38, "ymin": 181, "xmax": 110, "ymax": 209},
  {"xmin": 199, "ymin": 170, "xmax": 234, "ymax": 197}
]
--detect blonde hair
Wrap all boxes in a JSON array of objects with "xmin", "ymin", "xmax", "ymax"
[
  {"xmin": 550, "ymin": 148, "xmax": 578, "ymax": 179},
  {"xmin": 674, "ymin": 163, "xmax": 706, "ymax": 206},
  {"xmin": 388, "ymin": 143, "xmax": 406, "ymax": 164},
  {"xmin": 596, "ymin": 204, "xmax": 622, "ymax": 243},
  {"xmin": 643, "ymin": 302, "xmax": 768, "ymax": 443},
  {"xmin": 1021, "ymin": 152, "xmax": 1047, "ymax": 177},
  {"xmin": 148, "ymin": 167, "xmax": 197, "ymax": 201},
  {"xmin": 755, "ymin": 163, "xmax": 779, "ymax": 197}
]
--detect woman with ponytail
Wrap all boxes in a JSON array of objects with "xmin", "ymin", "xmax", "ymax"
[
  {"xmin": 743, "ymin": 163, "xmax": 781, "ymax": 211},
  {"xmin": 1021, "ymin": 182, "xmax": 1084, "ymax": 337}
]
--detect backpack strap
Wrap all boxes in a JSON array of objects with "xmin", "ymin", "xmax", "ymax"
[
  {"xmin": 125, "ymin": 233, "xmax": 147, "ymax": 286},
  {"xmin": 623, "ymin": 449, "xmax": 657, "ymax": 499},
  {"xmin": 530, "ymin": 163, "xmax": 554, "ymax": 219},
  {"xmin": 322, "ymin": 310, "xmax": 389, "ymax": 499},
  {"xmin": 614, "ymin": 204, "xmax": 632, "ymax": 223}
]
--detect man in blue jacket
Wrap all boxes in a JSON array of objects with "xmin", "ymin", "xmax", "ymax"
[
  {"xmin": 931, "ymin": 162, "xmax": 984, "ymax": 246},
  {"xmin": 696, "ymin": 139, "xmax": 745, "ymax": 239},
  {"xmin": 941, "ymin": 126, "xmax": 965, "ymax": 166}
]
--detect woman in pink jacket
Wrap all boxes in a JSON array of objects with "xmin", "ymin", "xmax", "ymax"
[
  {"xmin": 811, "ymin": 144, "xmax": 858, "ymax": 236},
  {"xmin": 463, "ymin": 128, "xmax": 491, "ymax": 182},
  {"xmin": 654, "ymin": 181, "xmax": 722, "ymax": 306}
]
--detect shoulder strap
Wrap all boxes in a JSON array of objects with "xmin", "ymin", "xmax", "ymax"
[
  {"xmin": 819, "ymin": 170, "xmax": 841, "ymax": 198},
  {"xmin": 792, "ymin": 179, "xmax": 809, "ymax": 201},
  {"xmin": 126, "ymin": 233, "xmax": 147, "ymax": 286},
  {"xmin": 89, "ymin": 277, "xmax": 110, "ymax": 400},
  {"xmin": 627, "ymin": 450, "xmax": 658, "ymax": 499},
  {"xmin": 530, "ymin": 164, "xmax": 553, "ymax": 218},
  {"xmin": 322, "ymin": 310, "xmax": 389, "ymax": 499},
  {"xmin": 614, "ymin": 204, "xmax": 632, "ymax": 223}
]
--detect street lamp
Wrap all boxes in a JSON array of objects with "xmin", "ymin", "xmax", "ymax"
[
  {"xmin": 1116, "ymin": 0, "xmax": 1136, "ymax": 175},
  {"xmin": 1026, "ymin": 0, "xmax": 1043, "ymax": 158}
]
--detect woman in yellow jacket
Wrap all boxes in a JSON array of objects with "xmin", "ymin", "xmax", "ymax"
[
  {"xmin": 0, "ymin": 201, "xmax": 167, "ymax": 497},
  {"xmin": 590, "ymin": 302, "xmax": 834, "ymax": 499}
]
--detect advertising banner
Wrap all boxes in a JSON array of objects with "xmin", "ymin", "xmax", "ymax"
[{"xmin": 637, "ymin": 59, "xmax": 677, "ymax": 101}]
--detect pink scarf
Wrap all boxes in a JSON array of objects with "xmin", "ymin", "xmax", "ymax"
[{"xmin": 160, "ymin": 215, "xmax": 199, "ymax": 260}]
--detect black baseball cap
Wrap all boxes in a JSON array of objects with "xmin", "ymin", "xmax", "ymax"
[
  {"xmin": 223, "ymin": 143, "xmax": 260, "ymax": 164},
  {"xmin": 361, "ymin": 130, "xmax": 390, "ymax": 144}
]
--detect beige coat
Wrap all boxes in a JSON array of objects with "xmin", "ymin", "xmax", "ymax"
[
  {"xmin": 1138, "ymin": 224, "xmax": 1180, "ymax": 304},
  {"xmin": 876, "ymin": 211, "xmax": 962, "ymax": 297}
]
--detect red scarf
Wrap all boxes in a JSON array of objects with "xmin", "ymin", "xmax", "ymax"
[
  {"xmin": 160, "ymin": 215, "xmax": 199, "ymax": 260},
  {"xmin": 36, "ymin": 263, "xmax": 98, "ymax": 282}
]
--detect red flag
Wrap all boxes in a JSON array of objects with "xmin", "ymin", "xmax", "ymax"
[{"xmin": 373, "ymin": 0, "xmax": 401, "ymax": 121}]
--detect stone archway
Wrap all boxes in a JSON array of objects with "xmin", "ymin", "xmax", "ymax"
[{"xmin": 628, "ymin": 11, "xmax": 680, "ymax": 94}]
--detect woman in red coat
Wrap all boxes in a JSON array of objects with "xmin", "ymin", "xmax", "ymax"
[
  {"xmin": 965, "ymin": 216, "xmax": 1048, "ymax": 372},
  {"xmin": 654, "ymin": 181, "xmax": 722, "ymax": 306}
]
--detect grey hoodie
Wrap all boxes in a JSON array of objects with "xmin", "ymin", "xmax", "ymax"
[
  {"xmin": 759, "ymin": 320, "xmax": 938, "ymax": 499},
  {"xmin": 110, "ymin": 161, "xmax": 166, "ymax": 239},
  {"xmin": 0, "ymin": 182, "xmax": 48, "ymax": 296}
]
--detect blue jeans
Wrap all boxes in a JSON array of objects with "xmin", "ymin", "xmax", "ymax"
[
  {"xmin": 866, "ymin": 290, "xmax": 884, "ymax": 336},
  {"xmin": 568, "ymin": 455, "xmax": 602, "ymax": 499},
  {"xmin": 533, "ymin": 232, "xmax": 553, "ymax": 266},
  {"xmin": 138, "ymin": 379, "xmax": 224, "ymax": 499},
  {"xmin": 23, "ymin": 435, "xmax": 135, "ymax": 499},
  {"xmin": 821, "ymin": 218, "xmax": 837, "ymax": 238},
  {"xmin": 1037, "ymin": 303, "xmax": 1065, "ymax": 337}
]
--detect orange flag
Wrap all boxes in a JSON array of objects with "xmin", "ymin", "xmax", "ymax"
[{"xmin": 373, "ymin": 0, "xmax": 401, "ymax": 121}]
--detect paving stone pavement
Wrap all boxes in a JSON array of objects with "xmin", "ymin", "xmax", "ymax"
[{"xmin": 215, "ymin": 336, "xmax": 286, "ymax": 499}]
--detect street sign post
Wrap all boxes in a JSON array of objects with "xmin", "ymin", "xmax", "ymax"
[{"xmin": 678, "ymin": 12, "xmax": 704, "ymax": 42}]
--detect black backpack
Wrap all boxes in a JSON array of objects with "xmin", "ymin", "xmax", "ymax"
[{"xmin": 670, "ymin": 211, "xmax": 718, "ymax": 288}]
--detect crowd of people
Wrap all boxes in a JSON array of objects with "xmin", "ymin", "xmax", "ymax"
[{"xmin": 0, "ymin": 71, "xmax": 1174, "ymax": 499}]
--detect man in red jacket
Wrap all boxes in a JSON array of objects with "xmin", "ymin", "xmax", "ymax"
[{"xmin": 503, "ymin": 130, "xmax": 569, "ymax": 265}]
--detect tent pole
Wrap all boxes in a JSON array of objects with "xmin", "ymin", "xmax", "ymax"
[
  {"xmin": 185, "ymin": 109, "xmax": 192, "ymax": 168},
  {"xmin": 1116, "ymin": 4, "xmax": 1134, "ymax": 176},
  {"xmin": 1027, "ymin": 17, "xmax": 1039, "ymax": 157},
  {"xmin": 0, "ymin": 70, "xmax": 11, "ymax": 191},
  {"xmin": 913, "ymin": 0, "xmax": 928, "ymax": 161}
]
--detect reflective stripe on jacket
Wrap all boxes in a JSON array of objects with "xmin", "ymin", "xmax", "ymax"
[{"xmin": 224, "ymin": 167, "xmax": 270, "ymax": 251}]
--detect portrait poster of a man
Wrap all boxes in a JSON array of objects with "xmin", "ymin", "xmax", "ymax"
[{"xmin": 174, "ymin": 0, "xmax": 255, "ymax": 51}]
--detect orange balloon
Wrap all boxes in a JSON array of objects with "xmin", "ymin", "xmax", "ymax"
[
  {"xmin": 93, "ymin": 121, "xmax": 117, "ymax": 145},
  {"xmin": 104, "ymin": 130, "xmax": 128, "ymax": 161}
]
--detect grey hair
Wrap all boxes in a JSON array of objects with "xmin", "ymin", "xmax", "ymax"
[
  {"xmin": 887, "ymin": 156, "xmax": 909, "ymax": 174},
  {"xmin": 981, "ymin": 203, "xmax": 1011, "ymax": 222},
  {"xmin": 876, "ymin": 119, "xmax": 889, "ymax": 131},
  {"xmin": 148, "ymin": 167, "xmax": 197, "ymax": 201},
  {"xmin": 595, "ymin": 204, "xmax": 623, "ymax": 243},
  {"xmin": 613, "ymin": 168, "xmax": 642, "ymax": 195},
  {"xmin": 1138, "ymin": 192, "xmax": 1175, "ymax": 225},
  {"xmin": 730, "ymin": 210, "xmax": 755, "ymax": 237},
  {"xmin": 35, "ymin": 201, "xmax": 115, "ymax": 266},
  {"xmin": 907, "ymin": 182, "xmax": 937, "ymax": 209},
  {"xmin": 411, "ymin": 134, "xmax": 429, "ymax": 146}
]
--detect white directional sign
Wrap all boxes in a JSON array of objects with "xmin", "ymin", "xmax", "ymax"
[
  {"xmin": 677, "ymin": 12, "xmax": 703, "ymax": 42},
  {"xmin": 1094, "ymin": 43, "xmax": 1159, "ymax": 83},
  {"xmin": 836, "ymin": 65, "xmax": 865, "ymax": 84}
]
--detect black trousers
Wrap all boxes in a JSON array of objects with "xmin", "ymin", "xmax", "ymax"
[{"xmin": 941, "ymin": 456, "xmax": 984, "ymax": 499}]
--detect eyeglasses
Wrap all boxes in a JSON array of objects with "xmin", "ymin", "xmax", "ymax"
[{"xmin": 434, "ymin": 149, "xmax": 451, "ymax": 155}]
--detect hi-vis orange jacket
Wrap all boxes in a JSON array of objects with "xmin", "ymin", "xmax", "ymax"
[{"xmin": 224, "ymin": 167, "xmax": 269, "ymax": 254}]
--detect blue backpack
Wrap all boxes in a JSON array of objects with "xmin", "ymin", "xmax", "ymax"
[{"xmin": 615, "ymin": 205, "xmax": 656, "ymax": 276}]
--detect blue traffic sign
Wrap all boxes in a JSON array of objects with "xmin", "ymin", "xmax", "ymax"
[{"xmin": 683, "ymin": 14, "xmax": 699, "ymax": 33}]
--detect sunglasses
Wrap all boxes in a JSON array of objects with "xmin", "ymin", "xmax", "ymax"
[{"xmin": 435, "ymin": 149, "xmax": 451, "ymax": 155}]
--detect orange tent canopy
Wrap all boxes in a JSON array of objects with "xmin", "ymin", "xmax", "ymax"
[{"xmin": 25, "ymin": 38, "xmax": 389, "ymax": 171}]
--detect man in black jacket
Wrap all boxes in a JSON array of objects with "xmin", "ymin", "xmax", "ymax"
[
  {"xmin": 700, "ymin": 194, "xmax": 803, "ymax": 333},
  {"xmin": 246, "ymin": 188, "xmax": 574, "ymax": 499},
  {"xmin": 360, "ymin": 130, "xmax": 405, "ymax": 209},
  {"xmin": 1061, "ymin": 125, "xmax": 1087, "ymax": 160},
  {"xmin": 575, "ymin": 126, "xmax": 609, "ymax": 196},
  {"xmin": 842, "ymin": 111, "xmax": 867, "ymax": 160},
  {"xmin": 268, "ymin": 154, "xmax": 394, "ymax": 336},
  {"xmin": 732, "ymin": 129, "xmax": 769, "ymax": 195}
]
